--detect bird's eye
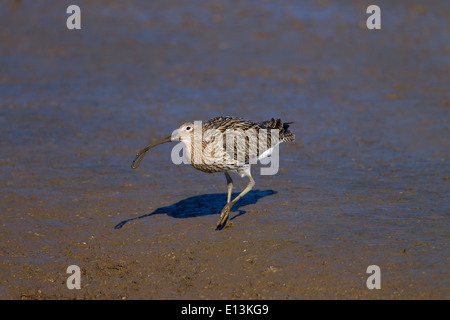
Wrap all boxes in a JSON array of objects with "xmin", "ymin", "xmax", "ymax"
[{"xmin": 186, "ymin": 126, "xmax": 192, "ymax": 131}]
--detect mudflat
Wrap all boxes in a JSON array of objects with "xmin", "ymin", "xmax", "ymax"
[{"xmin": 0, "ymin": 1, "xmax": 448, "ymax": 299}]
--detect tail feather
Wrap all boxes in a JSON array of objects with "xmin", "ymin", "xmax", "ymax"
[{"xmin": 261, "ymin": 118, "xmax": 295, "ymax": 143}]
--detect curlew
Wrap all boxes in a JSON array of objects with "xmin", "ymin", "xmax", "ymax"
[{"xmin": 131, "ymin": 116, "xmax": 294, "ymax": 230}]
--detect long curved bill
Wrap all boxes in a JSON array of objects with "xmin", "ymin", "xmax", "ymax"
[{"xmin": 131, "ymin": 136, "xmax": 172, "ymax": 169}]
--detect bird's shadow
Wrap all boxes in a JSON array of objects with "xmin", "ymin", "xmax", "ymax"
[{"xmin": 114, "ymin": 189, "xmax": 277, "ymax": 229}]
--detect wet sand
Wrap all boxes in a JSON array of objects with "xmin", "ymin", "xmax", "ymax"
[{"xmin": 0, "ymin": 1, "xmax": 449, "ymax": 299}]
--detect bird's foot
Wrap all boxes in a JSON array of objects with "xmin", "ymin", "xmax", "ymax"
[{"xmin": 216, "ymin": 203, "xmax": 233, "ymax": 230}]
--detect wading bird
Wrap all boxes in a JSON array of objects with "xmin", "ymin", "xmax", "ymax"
[{"xmin": 131, "ymin": 116, "xmax": 294, "ymax": 230}]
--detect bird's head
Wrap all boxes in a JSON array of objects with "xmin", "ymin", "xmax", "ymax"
[
  {"xmin": 131, "ymin": 121, "xmax": 199, "ymax": 169},
  {"xmin": 172, "ymin": 122, "xmax": 195, "ymax": 143}
]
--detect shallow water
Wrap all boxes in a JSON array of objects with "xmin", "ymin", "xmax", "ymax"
[{"xmin": 0, "ymin": 0, "xmax": 448, "ymax": 299}]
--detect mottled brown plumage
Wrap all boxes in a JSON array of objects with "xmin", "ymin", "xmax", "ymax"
[
  {"xmin": 180, "ymin": 116, "xmax": 294, "ymax": 174},
  {"xmin": 131, "ymin": 116, "xmax": 294, "ymax": 230}
]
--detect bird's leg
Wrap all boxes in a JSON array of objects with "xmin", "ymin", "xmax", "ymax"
[
  {"xmin": 216, "ymin": 174, "xmax": 255, "ymax": 230},
  {"xmin": 225, "ymin": 172, "xmax": 233, "ymax": 203}
]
